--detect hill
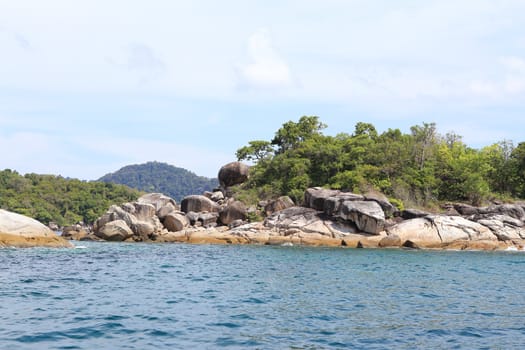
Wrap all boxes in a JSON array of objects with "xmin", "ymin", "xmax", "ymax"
[
  {"xmin": 98, "ymin": 161, "xmax": 218, "ymax": 202},
  {"xmin": 0, "ymin": 170, "xmax": 142, "ymax": 226}
]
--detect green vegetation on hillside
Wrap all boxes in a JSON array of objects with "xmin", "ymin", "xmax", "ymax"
[
  {"xmin": 0, "ymin": 170, "xmax": 142, "ymax": 226},
  {"xmin": 237, "ymin": 116, "xmax": 525, "ymax": 207},
  {"xmin": 98, "ymin": 161, "xmax": 218, "ymax": 202}
]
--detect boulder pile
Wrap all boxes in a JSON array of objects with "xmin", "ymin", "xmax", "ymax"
[{"xmin": 87, "ymin": 161, "xmax": 525, "ymax": 251}]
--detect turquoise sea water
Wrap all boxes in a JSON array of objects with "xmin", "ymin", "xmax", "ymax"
[{"xmin": 1, "ymin": 242, "xmax": 524, "ymax": 349}]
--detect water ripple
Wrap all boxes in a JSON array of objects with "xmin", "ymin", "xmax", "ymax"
[{"xmin": 1, "ymin": 243, "xmax": 524, "ymax": 349}]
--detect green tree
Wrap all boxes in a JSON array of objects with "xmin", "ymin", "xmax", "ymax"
[
  {"xmin": 271, "ymin": 116, "xmax": 327, "ymax": 154},
  {"xmin": 236, "ymin": 140, "xmax": 274, "ymax": 162}
]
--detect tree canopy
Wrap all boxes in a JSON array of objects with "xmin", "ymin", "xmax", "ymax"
[
  {"xmin": 237, "ymin": 116, "xmax": 525, "ymax": 207},
  {"xmin": 0, "ymin": 170, "xmax": 142, "ymax": 226}
]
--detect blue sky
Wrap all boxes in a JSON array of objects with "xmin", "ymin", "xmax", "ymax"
[{"xmin": 1, "ymin": 0, "xmax": 524, "ymax": 179}]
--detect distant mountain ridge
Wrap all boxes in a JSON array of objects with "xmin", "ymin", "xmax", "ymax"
[{"xmin": 98, "ymin": 161, "xmax": 218, "ymax": 202}]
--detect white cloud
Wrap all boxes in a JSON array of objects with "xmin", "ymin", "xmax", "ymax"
[
  {"xmin": 106, "ymin": 43, "xmax": 167, "ymax": 85},
  {"xmin": 501, "ymin": 56, "xmax": 525, "ymax": 73},
  {"xmin": 237, "ymin": 28, "xmax": 292, "ymax": 89}
]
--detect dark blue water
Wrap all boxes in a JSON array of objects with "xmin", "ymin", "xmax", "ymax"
[{"xmin": 1, "ymin": 243, "xmax": 524, "ymax": 349}]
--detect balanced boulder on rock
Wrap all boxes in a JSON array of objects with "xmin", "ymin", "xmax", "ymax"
[{"xmin": 218, "ymin": 162, "xmax": 250, "ymax": 188}]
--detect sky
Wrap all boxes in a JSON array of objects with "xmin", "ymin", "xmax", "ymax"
[{"xmin": 1, "ymin": 0, "xmax": 525, "ymax": 179}]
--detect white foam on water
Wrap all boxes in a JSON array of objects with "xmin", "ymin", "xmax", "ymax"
[
  {"xmin": 74, "ymin": 245, "xmax": 88, "ymax": 249},
  {"xmin": 505, "ymin": 246, "xmax": 525, "ymax": 252}
]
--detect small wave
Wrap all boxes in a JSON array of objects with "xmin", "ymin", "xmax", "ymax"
[
  {"xmin": 505, "ymin": 246, "xmax": 525, "ymax": 252},
  {"xmin": 74, "ymin": 245, "xmax": 88, "ymax": 249}
]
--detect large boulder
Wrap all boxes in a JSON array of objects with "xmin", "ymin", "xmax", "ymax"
[
  {"xmin": 264, "ymin": 207, "xmax": 359, "ymax": 238},
  {"xmin": 323, "ymin": 193, "xmax": 364, "ymax": 217},
  {"xmin": 264, "ymin": 196, "xmax": 295, "ymax": 216},
  {"xmin": 386, "ymin": 215, "xmax": 497, "ymax": 248},
  {"xmin": 364, "ymin": 192, "xmax": 397, "ymax": 217},
  {"xmin": 218, "ymin": 162, "xmax": 250, "ymax": 188},
  {"xmin": 181, "ymin": 195, "xmax": 220, "ymax": 214},
  {"xmin": 0, "ymin": 209, "xmax": 72, "ymax": 248},
  {"xmin": 164, "ymin": 212, "xmax": 189, "ymax": 232},
  {"xmin": 340, "ymin": 201, "xmax": 386, "ymax": 234},
  {"xmin": 397, "ymin": 209, "xmax": 430, "ymax": 220},
  {"xmin": 137, "ymin": 193, "xmax": 178, "ymax": 211},
  {"xmin": 61, "ymin": 224, "xmax": 90, "ymax": 241},
  {"xmin": 219, "ymin": 201, "xmax": 247, "ymax": 225},
  {"xmin": 133, "ymin": 202, "xmax": 156, "ymax": 221},
  {"xmin": 480, "ymin": 204, "xmax": 525, "ymax": 221},
  {"xmin": 477, "ymin": 219, "xmax": 525, "ymax": 241},
  {"xmin": 197, "ymin": 212, "xmax": 220, "ymax": 228},
  {"xmin": 95, "ymin": 220, "xmax": 133, "ymax": 241},
  {"xmin": 304, "ymin": 187, "xmax": 341, "ymax": 211},
  {"xmin": 156, "ymin": 203, "xmax": 177, "ymax": 220}
]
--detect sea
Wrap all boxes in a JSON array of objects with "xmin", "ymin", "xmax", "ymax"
[{"xmin": 1, "ymin": 242, "xmax": 524, "ymax": 349}]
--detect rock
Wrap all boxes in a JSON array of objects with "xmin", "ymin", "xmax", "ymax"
[
  {"xmin": 218, "ymin": 162, "xmax": 250, "ymax": 188},
  {"xmin": 264, "ymin": 206, "xmax": 360, "ymax": 238},
  {"xmin": 198, "ymin": 212, "xmax": 219, "ymax": 228},
  {"xmin": 48, "ymin": 222, "xmax": 60, "ymax": 232},
  {"xmin": 219, "ymin": 201, "xmax": 247, "ymax": 225},
  {"xmin": 340, "ymin": 201, "xmax": 386, "ymax": 234},
  {"xmin": 470, "ymin": 214, "xmax": 523, "ymax": 227},
  {"xmin": 156, "ymin": 203, "xmax": 176, "ymax": 220},
  {"xmin": 442, "ymin": 240, "xmax": 509, "ymax": 251},
  {"xmin": 0, "ymin": 209, "xmax": 72, "ymax": 248},
  {"xmin": 386, "ymin": 218, "xmax": 443, "ymax": 248},
  {"xmin": 164, "ymin": 212, "xmax": 189, "ymax": 232},
  {"xmin": 265, "ymin": 207, "xmax": 322, "ymax": 231},
  {"xmin": 133, "ymin": 202, "xmax": 156, "ymax": 221},
  {"xmin": 304, "ymin": 187, "xmax": 341, "ymax": 211},
  {"xmin": 103, "ymin": 202, "xmax": 163, "ymax": 239},
  {"xmin": 133, "ymin": 222, "xmax": 155, "ymax": 239},
  {"xmin": 181, "ymin": 195, "xmax": 220, "ymax": 214},
  {"xmin": 378, "ymin": 234, "xmax": 403, "ymax": 248},
  {"xmin": 211, "ymin": 191, "xmax": 225, "ymax": 202},
  {"xmin": 386, "ymin": 216, "xmax": 497, "ymax": 248},
  {"xmin": 296, "ymin": 232, "xmax": 344, "ymax": 247},
  {"xmin": 62, "ymin": 225, "xmax": 89, "ymax": 241},
  {"xmin": 477, "ymin": 219, "xmax": 525, "ymax": 241},
  {"xmin": 228, "ymin": 219, "xmax": 245, "ymax": 228},
  {"xmin": 364, "ymin": 192, "xmax": 397, "ymax": 217},
  {"xmin": 186, "ymin": 230, "xmax": 250, "ymax": 245},
  {"xmin": 453, "ymin": 203, "xmax": 480, "ymax": 216},
  {"xmin": 95, "ymin": 220, "xmax": 133, "ymax": 241},
  {"xmin": 186, "ymin": 211, "xmax": 200, "ymax": 226},
  {"xmin": 398, "ymin": 209, "xmax": 430, "ymax": 220},
  {"xmin": 108, "ymin": 205, "xmax": 138, "ymax": 229},
  {"xmin": 323, "ymin": 193, "xmax": 364, "ymax": 217},
  {"xmin": 137, "ymin": 193, "xmax": 178, "ymax": 211},
  {"xmin": 480, "ymin": 204, "xmax": 525, "ymax": 221},
  {"xmin": 430, "ymin": 216, "xmax": 496, "ymax": 242},
  {"xmin": 264, "ymin": 196, "xmax": 295, "ymax": 216}
]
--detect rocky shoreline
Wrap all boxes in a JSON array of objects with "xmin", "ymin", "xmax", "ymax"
[
  {"xmin": 64, "ymin": 162, "xmax": 525, "ymax": 251},
  {"xmin": 2, "ymin": 162, "xmax": 524, "ymax": 251}
]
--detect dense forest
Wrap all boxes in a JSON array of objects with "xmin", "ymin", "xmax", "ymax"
[
  {"xmin": 98, "ymin": 161, "xmax": 218, "ymax": 202},
  {"xmin": 236, "ymin": 116, "xmax": 525, "ymax": 209},
  {"xmin": 0, "ymin": 170, "xmax": 142, "ymax": 226}
]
